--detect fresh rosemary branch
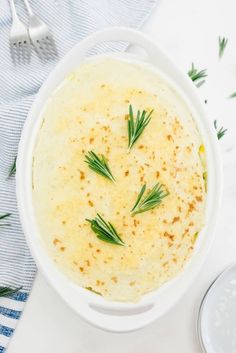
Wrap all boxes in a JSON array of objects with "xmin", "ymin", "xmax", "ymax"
[
  {"xmin": 8, "ymin": 156, "xmax": 17, "ymax": 178},
  {"xmin": 218, "ymin": 36, "xmax": 228, "ymax": 59},
  {"xmin": 0, "ymin": 286, "xmax": 22, "ymax": 298},
  {"xmin": 228, "ymin": 91, "xmax": 236, "ymax": 99},
  {"xmin": 0, "ymin": 213, "xmax": 11, "ymax": 227},
  {"xmin": 131, "ymin": 183, "xmax": 168, "ymax": 215},
  {"xmin": 214, "ymin": 120, "xmax": 227, "ymax": 140},
  {"xmin": 188, "ymin": 63, "xmax": 207, "ymax": 87},
  {"xmin": 86, "ymin": 214, "xmax": 124, "ymax": 246},
  {"xmin": 84, "ymin": 151, "xmax": 115, "ymax": 182},
  {"xmin": 127, "ymin": 104, "xmax": 153, "ymax": 150}
]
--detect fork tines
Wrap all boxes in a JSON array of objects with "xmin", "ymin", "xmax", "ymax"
[
  {"xmin": 10, "ymin": 39, "xmax": 31, "ymax": 64},
  {"xmin": 33, "ymin": 35, "xmax": 58, "ymax": 61}
]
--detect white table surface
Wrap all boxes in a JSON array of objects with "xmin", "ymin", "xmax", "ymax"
[{"xmin": 7, "ymin": 0, "xmax": 236, "ymax": 352}]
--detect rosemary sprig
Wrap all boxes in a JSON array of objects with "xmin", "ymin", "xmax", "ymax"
[
  {"xmin": 84, "ymin": 151, "xmax": 115, "ymax": 182},
  {"xmin": 131, "ymin": 183, "xmax": 168, "ymax": 215},
  {"xmin": 0, "ymin": 213, "xmax": 11, "ymax": 227},
  {"xmin": 228, "ymin": 91, "xmax": 236, "ymax": 99},
  {"xmin": 86, "ymin": 214, "xmax": 124, "ymax": 246},
  {"xmin": 8, "ymin": 156, "xmax": 17, "ymax": 178},
  {"xmin": 214, "ymin": 120, "xmax": 227, "ymax": 140},
  {"xmin": 218, "ymin": 36, "xmax": 228, "ymax": 59},
  {"xmin": 188, "ymin": 63, "xmax": 207, "ymax": 87},
  {"xmin": 127, "ymin": 104, "xmax": 153, "ymax": 150},
  {"xmin": 0, "ymin": 286, "xmax": 22, "ymax": 298}
]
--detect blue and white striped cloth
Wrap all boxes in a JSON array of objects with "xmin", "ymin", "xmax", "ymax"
[
  {"xmin": 0, "ymin": 292, "xmax": 28, "ymax": 353},
  {"xmin": 0, "ymin": 0, "xmax": 158, "ymax": 351}
]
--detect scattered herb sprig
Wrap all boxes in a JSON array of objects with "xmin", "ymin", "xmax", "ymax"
[
  {"xmin": 0, "ymin": 286, "xmax": 22, "ymax": 298},
  {"xmin": 219, "ymin": 36, "xmax": 228, "ymax": 59},
  {"xmin": 228, "ymin": 92, "xmax": 236, "ymax": 99},
  {"xmin": 84, "ymin": 151, "xmax": 115, "ymax": 182},
  {"xmin": 127, "ymin": 105, "xmax": 153, "ymax": 150},
  {"xmin": 214, "ymin": 120, "xmax": 227, "ymax": 140},
  {"xmin": 8, "ymin": 156, "xmax": 17, "ymax": 178},
  {"xmin": 131, "ymin": 183, "xmax": 168, "ymax": 216},
  {"xmin": 0, "ymin": 213, "xmax": 11, "ymax": 227},
  {"xmin": 86, "ymin": 214, "xmax": 124, "ymax": 246},
  {"xmin": 188, "ymin": 63, "xmax": 207, "ymax": 88}
]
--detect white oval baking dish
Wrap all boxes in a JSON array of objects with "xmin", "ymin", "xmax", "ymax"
[{"xmin": 16, "ymin": 27, "xmax": 222, "ymax": 333}]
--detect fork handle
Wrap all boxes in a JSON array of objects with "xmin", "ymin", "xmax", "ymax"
[
  {"xmin": 22, "ymin": 0, "xmax": 34, "ymax": 16},
  {"xmin": 8, "ymin": 0, "xmax": 20, "ymax": 22}
]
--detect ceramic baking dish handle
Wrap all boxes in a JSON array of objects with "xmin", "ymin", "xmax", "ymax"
[
  {"xmin": 79, "ymin": 300, "xmax": 157, "ymax": 333},
  {"xmin": 70, "ymin": 26, "xmax": 161, "ymax": 64}
]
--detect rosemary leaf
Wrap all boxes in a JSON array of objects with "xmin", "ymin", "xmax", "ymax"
[
  {"xmin": 0, "ymin": 213, "xmax": 11, "ymax": 227},
  {"xmin": 0, "ymin": 286, "xmax": 22, "ymax": 298},
  {"xmin": 8, "ymin": 156, "xmax": 17, "ymax": 178},
  {"xmin": 86, "ymin": 214, "xmax": 124, "ymax": 246},
  {"xmin": 196, "ymin": 80, "xmax": 206, "ymax": 88},
  {"xmin": 214, "ymin": 120, "xmax": 227, "ymax": 140},
  {"xmin": 188, "ymin": 63, "xmax": 207, "ymax": 87},
  {"xmin": 86, "ymin": 286, "xmax": 101, "ymax": 296},
  {"xmin": 128, "ymin": 105, "xmax": 153, "ymax": 150},
  {"xmin": 84, "ymin": 151, "xmax": 115, "ymax": 182},
  {"xmin": 131, "ymin": 183, "xmax": 168, "ymax": 215},
  {"xmin": 228, "ymin": 92, "xmax": 236, "ymax": 99},
  {"xmin": 219, "ymin": 36, "xmax": 228, "ymax": 59}
]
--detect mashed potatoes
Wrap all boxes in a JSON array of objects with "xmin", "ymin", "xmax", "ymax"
[{"xmin": 32, "ymin": 57, "xmax": 206, "ymax": 301}]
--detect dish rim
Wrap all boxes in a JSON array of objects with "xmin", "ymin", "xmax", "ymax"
[{"xmin": 197, "ymin": 263, "xmax": 236, "ymax": 352}]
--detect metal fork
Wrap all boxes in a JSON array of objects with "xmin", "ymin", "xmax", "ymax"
[
  {"xmin": 23, "ymin": 0, "xmax": 57, "ymax": 61},
  {"xmin": 8, "ymin": 0, "xmax": 31, "ymax": 64}
]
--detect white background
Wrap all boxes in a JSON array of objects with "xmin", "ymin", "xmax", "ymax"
[{"xmin": 8, "ymin": 0, "xmax": 236, "ymax": 352}]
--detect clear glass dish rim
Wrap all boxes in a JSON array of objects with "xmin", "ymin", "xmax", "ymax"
[{"xmin": 197, "ymin": 262, "xmax": 236, "ymax": 352}]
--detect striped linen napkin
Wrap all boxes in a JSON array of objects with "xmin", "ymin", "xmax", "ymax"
[{"xmin": 0, "ymin": 0, "xmax": 158, "ymax": 351}]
